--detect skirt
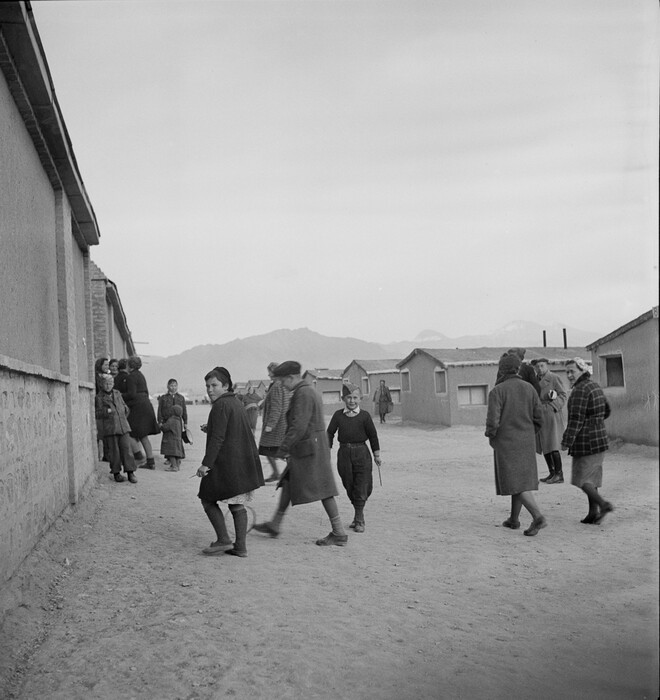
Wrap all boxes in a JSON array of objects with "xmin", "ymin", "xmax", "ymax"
[
  {"xmin": 571, "ymin": 453, "xmax": 604, "ymax": 488},
  {"xmin": 221, "ymin": 491, "xmax": 254, "ymax": 506},
  {"xmin": 258, "ymin": 445, "xmax": 279, "ymax": 457}
]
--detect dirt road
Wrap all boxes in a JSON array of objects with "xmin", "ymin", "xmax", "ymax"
[{"xmin": 1, "ymin": 406, "xmax": 658, "ymax": 699}]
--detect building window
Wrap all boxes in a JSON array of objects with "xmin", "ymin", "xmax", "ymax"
[
  {"xmin": 401, "ymin": 371, "xmax": 410, "ymax": 392},
  {"xmin": 604, "ymin": 356, "xmax": 624, "ymax": 387},
  {"xmin": 322, "ymin": 391, "xmax": 341, "ymax": 404},
  {"xmin": 434, "ymin": 370, "xmax": 447, "ymax": 394},
  {"xmin": 390, "ymin": 389, "xmax": 401, "ymax": 404},
  {"xmin": 362, "ymin": 377, "xmax": 369, "ymax": 395},
  {"xmin": 457, "ymin": 385, "xmax": 487, "ymax": 406}
]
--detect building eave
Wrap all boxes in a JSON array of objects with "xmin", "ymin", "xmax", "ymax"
[
  {"xmin": 0, "ymin": 2, "xmax": 100, "ymax": 247},
  {"xmin": 586, "ymin": 307, "xmax": 658, "ymax": 351}
]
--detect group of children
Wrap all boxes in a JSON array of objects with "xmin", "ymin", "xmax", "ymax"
[{"xmin": 95, "ymin": 377, "xmax": 188, "ymax": 481}]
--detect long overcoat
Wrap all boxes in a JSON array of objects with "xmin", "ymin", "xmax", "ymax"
[
  {"xmin": 485, "ymin": 375, "xmax": 542, "ymax": 495},
  {"xmin": 157, "ymin": 392, "xmax": 188, "ymax": 425},
  {"xmin": 123, "ymin": 370, "xmax": 160, "ymax": 439},
  {"xmin": 258, "ymin": 379, "xmax": 291, "ymax": 449},
  {"xmin": 160, "ymin": 415, "xmax": 184, "ymax": 458},
  {"xmin": 535, "ymin": 370, "xmax": 567, "ymax": 454},
  {"xmin": 277, "ymin": 380, "xmax": 338, "ymax": 506},
  {"xmin": 198, "ymin": 392, "xmax": 264, "ymax": 502},
  {"xmin": 561, "ymin": 373, "xmax": 611, "ymax": 456},
  {"xmin": 95, "ymin": 390, "xmax": 131, "ymax": 438}
]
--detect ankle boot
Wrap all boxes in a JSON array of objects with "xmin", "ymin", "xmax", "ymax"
[{"xmin": 145, "ymin": 457, "xmax": 155, "ymax": 470}]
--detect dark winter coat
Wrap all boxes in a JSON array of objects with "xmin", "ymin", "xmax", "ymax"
[
  {"xmin": 535, "ymin": 370, "xmax": 567, "ymax": 454},
  {"xmin": 198, "ymin": 392, "xmax": 264, "ymax": 502},
  {"xmin": 277, "ymin": 380, "xmax": 338, "ymax": 505},
  {"xmin": 113, "ymin": 370, "xmax": 129, "ymax": 394},
  {"xmin": 485, "ymin": 375, "xmax": 542, "ymax": 496},
  {"xmin": 258, "ymin": 379, "xmax": 291, "ymax": 449},
  {"xmin": 157, "ymin": 392, "xmax": 188, "ymax": 425},
  {"xmin": 373, "ymin": 385, "xmax": 393, "ymax": 413},
  {"xmin": 123, "ymin": 370, "xmax": 159, "ymax": 439},
  {"xmin": 160, "ymin": 415, "xmax": 184, "ymax": 458},
  {"xmin": 95, "ymin": 390, "xmax": 131, "ymax": 438},
  {"xmin": 561, "ymin": 373, "xmax": 611, "ymax": 456}
]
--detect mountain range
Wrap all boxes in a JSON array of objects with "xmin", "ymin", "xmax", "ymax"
[{"xmin": 140, "ymin": 322, "xmax": 599, "ymax": 396}]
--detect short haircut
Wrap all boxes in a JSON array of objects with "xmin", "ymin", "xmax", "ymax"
[
  {"xmin": 127, "ymin": 355, "xmax": 142, "ymax": 370},
  {"xmin": 204, "ymin": 367, "xmax": 233, "ymax": 390}
]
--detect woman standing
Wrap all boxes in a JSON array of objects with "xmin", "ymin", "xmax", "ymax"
[
  {"xmin": 258, "ymin": 362, "xmax": 291, "ymax": 482},
  {"xmin": 561, "ymin": 358, "xmax": 614, "ymax": 524},
  {"xmin": 124, "ymin": 355, "xmax": 160, "ymax": 469},
  {"xmin": 485, "ymin": 354, "xmax": 546, "ymax": 536},
  {"xmin": 534, "ymin": 359, "xmax": 568, "ymax": 484},
  {"xmin": 196, "ymin": 367, "xmax": 264, "ymax": 557}
]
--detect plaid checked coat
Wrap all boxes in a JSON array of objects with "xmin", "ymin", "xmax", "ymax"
[{"xmin": 561, "ymin": 373, "xmax": 611, "ymax": 456}]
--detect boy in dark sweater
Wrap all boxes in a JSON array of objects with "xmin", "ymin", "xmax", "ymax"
[{"xmin": 326, "ymin": 384, "xmax": 381, "ymax": 533}]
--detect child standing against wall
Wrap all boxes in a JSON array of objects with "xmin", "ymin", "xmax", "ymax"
[
  {"xmin": 95, "ymin": 374, "xmax": 137, "ymax": 483},
  {"xmin": 161, "ymin": 404, "xmax": 185, "ymax": 471},
  {"xmin": 326, "ymin": 384, "xmax": 381, "ymax": 532}
]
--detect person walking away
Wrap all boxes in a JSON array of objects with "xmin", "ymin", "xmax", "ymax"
[
  {"xmin": 373, "ymin": 380, "xmax": 393, "ymax": 424},
  {"xmin": 196, "ymin": 367, "xmax": 264, "ymax": 557},
  {"xmin": 561, "ymin": 357, "xmax": 614, "ymax": 524},
  {"xmin": 114, "ymin": 358, "xmax": 145, "ymax": 463},
  {"xmin": 258, "ymin": 362, "xmax": 291, "ymax": 482},
  {"xmin": 161, "ymin": 405, "xmax": 185, "ymax": 472},
  {"xmin": 254, "ymin": 361, "xmax": 348, "ymax": 547},
  {"xmin": 95, "ymin": 374, "xmax": 137, "ymax": 483},
  {"xmin": 496, "ymin": 348, "xmax": 541, "ymax": 395},
  {"xmin": 485, "ymin": 353, "xmax": 546, "ymax": 536},
  {"xmin": 240, "ymin": 386, "xmax": 261, "ymax": 436},
  {"xmin": 327, "ymin": 384, "xmax": 381, "ymax": 532},
  {"xmin": 533, "ymin": 358, "xmax": 568, "ymax": 483}
]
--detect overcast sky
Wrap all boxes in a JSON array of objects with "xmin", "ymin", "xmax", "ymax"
[{"xmin": 31, "ymin": 0, "xmax": 659, "ymax": 357}]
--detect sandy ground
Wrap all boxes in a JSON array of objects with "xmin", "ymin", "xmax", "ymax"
[{"xmin": 0, "ymin": 404, "xmax": 658, "ymax": 700}]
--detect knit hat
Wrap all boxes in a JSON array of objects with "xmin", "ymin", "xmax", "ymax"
[
  {"xmin": 272, "ymin": 361, "xmax": 302, "ymax": 377},
  {"xmin": 498, "ymin": 354, "xmax": 521, "ymax": 375},
  {"xmin": 172, "ymin": 405, "xmax": 183, "ymax": 417},
  {"xmin": 507, "ymin": 347, "xmax": 526, "ymax": 361},
  {"xmin": 568, "ymin": 357, "xmax": 590, "ymax": 373}
]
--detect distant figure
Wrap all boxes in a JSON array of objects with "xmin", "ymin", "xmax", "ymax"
[
  {"xmin": 561, "ymin": 358, "xmax": 614, "ymax": 525},
  {"xmin": 485, "ymin": 353, "xmax": 546, "ymax": 536},
  {"xmin": 158, "ymin": 378, "xmax": 188, "ymax": 464},
  {"xmin": 327, "ymin": 384, "xmax": 381, "ymax": 533},
  {"xmin": 258, "ymin": 362, "xmax": 291, "ymax": 482},
  {"xmin": 533, "ymin": 359, "xmax": 567, "ymax": 484},
  {"xmin": 196, "ymin": 367, "xmax": 264, "ymax": 558},
  {"xmin": 496, "ymin": 348, "xmax": 541, "ymax": 395},
  {"xmin": 240, "ymin": 386, "xmax": 261, "ymax": 436},
  {"xmin": 124, "ymin": 355, "xmax": 160, "ymax": 469},
  {"xmin": 254, "ymin": 361, "xmax": 348, "ymax": 547},
  {"xmin": 372, "ymin": 380, "xmax": 393, "ymax": 424},
  {"xmin": 161, "ymin": 404, "xmax": 185, "ymax": 472},
  {"xmin": 109, "ymin": 358, "xmax": 119, "ymax": 378},
  {"xmin": 95, "ymin": 374, "xmax": 137, "ymax": 483}
]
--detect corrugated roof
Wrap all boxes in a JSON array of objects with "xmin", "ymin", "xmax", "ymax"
[
  {"xmin": 304, "ymin": 368, "xmax": 344, "ymax": 379},
  {"xmin": 344, "ymin": 359, "xmax": 402, "ymax": 374},
  {"xmin": 396, "ymin": 347, "xmax": 588, "ymax": 369}
]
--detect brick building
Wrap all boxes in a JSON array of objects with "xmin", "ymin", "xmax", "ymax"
[{"xmin": 90, "ymin": 261, "xmax": 135, "ymax": 362}]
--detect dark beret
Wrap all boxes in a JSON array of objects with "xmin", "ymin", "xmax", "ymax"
[
  {"xmin": 537, "ymin": 357, "xmax": 549, "ymax": 364},
  {"xmin": 272, "ymin": 360, "xmax": 302, "ymax": 377}
]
